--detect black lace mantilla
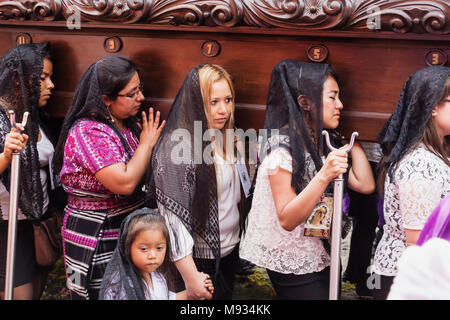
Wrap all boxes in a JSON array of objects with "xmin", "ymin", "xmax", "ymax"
[
  {"xmin": 377, "ymin": 65, "xmax": 450, "ymax": 181},
  {"xmin": 0, "ymin": 43, "xmax": 51, "ymax": 220},
  {"xmin": 261, "ymin": 59, "xmax": 345, "ymax": 194},
  {"xmin": 146, "ymin": 65, "xmax": 221, "ymax": 279}
]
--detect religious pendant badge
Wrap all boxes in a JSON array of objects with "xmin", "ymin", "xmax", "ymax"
[{"xmin": 304, "ymin": 192, "xmax": 334, "ymax": 239}]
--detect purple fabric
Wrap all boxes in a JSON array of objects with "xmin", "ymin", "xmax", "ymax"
[
  {"xmin": 61, "ymin": 119, "xmax": 139, "ymax": 194},
  {"xmin": 377, "ymin": 196, "xmax": 385, "ymax": 226},
  {"xmin": 343, "ymin": 193, "xmax": 350, "ymax": 215},
  {"xmin": 417, "ymin": 193, "xmax": 450, "ymax": 246}
]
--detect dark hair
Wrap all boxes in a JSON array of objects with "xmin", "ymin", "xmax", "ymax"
[
  {"xmin": 301, "ymin": 65, "xmax": 339, "ymax": 148},
  {"xmin": 124, "ymin": 213, "xmax": 176, "ymax": 291},
  {"xmin": 423, "ymin": 75, "xmax": 450, "ymax": 162},
  {"xmin": 97, "ymin": 55, "xmax": 138, "ymax": 101},
  {"xmin": 323, "ymin": 67, "xmax": 339, "ymax": 86},
  {"xmin": 377, "ymin": 75, "xmax": 450, "ymax": 195},
  {"xmin": 42, "ymin": 45, "xmax": 51, "ymax": 61},
  {"xmin": 436, "ymin": 75, "xmax": 450, "ymax": 106}
]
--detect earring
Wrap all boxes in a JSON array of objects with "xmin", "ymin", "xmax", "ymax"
[{"xmin": 106, "ymin": 105, "xmax": 115, "ymax": 123}]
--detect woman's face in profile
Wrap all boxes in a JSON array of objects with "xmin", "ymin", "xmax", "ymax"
[
  {"xmin": 38, "ymin": 58, "xmax": 55, "ymax": 108},
  {"xmin": 432, "ymin": 94, "xmax": 450, "ymax": 139},
  {"xmin": 322, "ymin": 76, "xmax": 343, "ymax": 129},
  {"xmin": 109, "ymin": 72, "xmax": 145, "ymax": 120},
  {"xmin": 207, "ymin": 78, "xmax": 233, "ymax": 131}
]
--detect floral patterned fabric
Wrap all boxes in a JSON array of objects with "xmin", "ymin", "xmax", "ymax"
[
  {"xmin": 240, "ymin": 135, "xmax": 330, "ymax": 275},
  {"xmin": 374, "ymin": 144, "xmax": 450, "ymax": 276}
]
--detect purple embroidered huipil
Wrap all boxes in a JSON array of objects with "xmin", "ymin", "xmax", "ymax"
[{"xmin": 60, "ymin": 119, "xmax": 145, "ymax": 300}]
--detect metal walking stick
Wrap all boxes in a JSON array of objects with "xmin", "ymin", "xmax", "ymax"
[
  {"xmin": 4, "ymin": 110, "xmax": 29, "ymax": 300},
  {"xmin": 322, "ymin": 130, "xmax": 358, "ymax": 301}
]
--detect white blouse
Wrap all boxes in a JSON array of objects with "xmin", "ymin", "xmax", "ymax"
[
  {"xmin": 142, "ymin": 271, "xmax": 176, "ymax": 300},
  {"xmin": 0, "ymin": 127, "xmax": 53, "ymax": 220},
  {"xmin": 239, "ymin": 135, "xmax": 330, "ymax": 275},
  {"xmin": 159, "ymin": 151, "xmax": 241, "ymax": 260},
  {"xmin": 195, "ymin": 152, "xmax": 241, "ymax": 258},
  {"xmin": 374, "ymin": 144, "xmax": 450, "ymax": 276},
  {"xmin": 387, "ymin": 238, "xmax": 450, "ymax": 300},
  {"xmin": 156, "ymin": 204, "xmax": 194, "ymax": 262}
]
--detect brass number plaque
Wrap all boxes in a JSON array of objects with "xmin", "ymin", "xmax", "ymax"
[
  {"xmin": 425, "ymin": 50, "xmax": 447, "ymax": 66},
  {"xmin": 307, "ymin": 45, "xmax": 329, "ymax": 63},
  {"xmin": 201, "ymin": 40, "xmax": 221, "ymax": 57},
  {"xmin": 104, "ymin": 37, "xmax": 123, "ymax": 53},
  {"xmin": 16, "ymin": 33, "xmax": 32, "ymax": 45}
]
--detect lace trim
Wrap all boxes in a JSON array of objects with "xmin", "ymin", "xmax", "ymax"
[
  {"xmin": 374, "ymin": 145, "xmax": 450, "ymax": 276},
  {"xmin": 240, "ymin": 145, "xmax": 330, "ymax": 275}
]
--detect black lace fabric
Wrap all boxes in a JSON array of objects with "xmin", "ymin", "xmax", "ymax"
[
  {"xmin": 99, "ymin": 208, "xmax": 158, "ymax": 300},
  {"xmin": 261, "ymin": 59, "xmax": 343, "ymax": 194},
  {"xmin": 146, "ymin": 65, "xmax": 220, "ymax": 277},
  {"xmin": 0, "ymin": 43, "xmax": 50, "ymax": 220},
  {"xmin": 377, "ymin": 65, "xmax": 450, "ymax": 180}
]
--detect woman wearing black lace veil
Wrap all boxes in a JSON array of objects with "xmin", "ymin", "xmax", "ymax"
[
  {"xmin": 147, "ymin": 64, "xmax": 250, "ymax": 299},
  {"xmin": 0, "ymin": 43, "xmax": 59, "ymax": 300},
  {"xmin": 373, "ymin": 66, "xmax": 450, "ymax": 300},
  {"xmin": 53, "ymin": 55, "xmax": 167, "ymax": 300},
  {"xmin": 239, "ymin": 59, "xmax": 374, "ymax": 299}
]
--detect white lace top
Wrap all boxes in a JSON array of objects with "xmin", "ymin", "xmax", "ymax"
[
  {"xmin": 239, "ymin": 135, "xmax": 330, "ymax": 275},
  {"xmin": 374, "ymin": 144, "xmax": 450, "ymax": 276}
]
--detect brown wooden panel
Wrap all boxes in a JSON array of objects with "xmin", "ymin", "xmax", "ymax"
[{"xmin": 0, "ymin": 0, "xmax": 448, "ymax": 142}]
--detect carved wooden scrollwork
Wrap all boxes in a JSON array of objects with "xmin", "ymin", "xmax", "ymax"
[
  {"xmin": 0, "ymin": 0, "xmax": 62, "ymax": 21},
  {"xmin": 347, "ymin": 0, "xmax": 450, "ymax": 34},
  {"xmin": 0, "ymin": 0, "xmax": 448, "ymax": 34}
]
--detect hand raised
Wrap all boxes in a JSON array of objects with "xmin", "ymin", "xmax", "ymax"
[{"xmin": 139, "ymin": 108, "xmax": 165, "ymax": 150}]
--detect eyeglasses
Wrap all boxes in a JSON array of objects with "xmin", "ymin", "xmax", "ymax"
[{"xmin": 117, "ymin": 82, "xmax": 144, "ymax": 99}]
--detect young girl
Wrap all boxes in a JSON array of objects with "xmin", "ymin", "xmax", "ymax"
[
  {"xmin": 54, "ymin": 55, "xmax": 166, "ymax": 300},
  {"xmin": 100, "ymin": 208, "xmax": 214, "ymax": 300},
  {"xmin": 239, "ymin": 59, "xmax": 375, "ymax": 300},
  {"xmin": 373, "ymin": 66, "xmax": 450, "ymax": 300}
]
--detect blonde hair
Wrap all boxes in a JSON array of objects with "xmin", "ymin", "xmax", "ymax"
[
  {"xmin": 198, "ymin": 64, "xmax": 235, "ymax": 132},
  {"xmin": 198, "ymin": 64, "xmax": 237, "ymax": 191}
]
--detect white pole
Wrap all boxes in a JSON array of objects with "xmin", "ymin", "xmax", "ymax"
[
  {"xmin": 329, "ymin": 173, "xmax": 344, "ymax": 300},
  {"xmin": 322, "ymin": 131, "xmax": 358, "ymax": 301},
  {"xmin": 4, "ymin": 110, "xmax": 28, "ymax": 300},
  {"xmin": 4, "ymin": 152, "xmax": 20, "ymax": 300}
]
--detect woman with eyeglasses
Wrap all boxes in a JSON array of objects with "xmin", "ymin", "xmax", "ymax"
[{"xmin": 53, "ymin": 55, "xmax": 167, "ymax": 300}]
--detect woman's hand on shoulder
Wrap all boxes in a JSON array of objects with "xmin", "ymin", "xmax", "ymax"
[{"xmin": 139, "ymin": 108, "xmax": 165, "ymax": 150}]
